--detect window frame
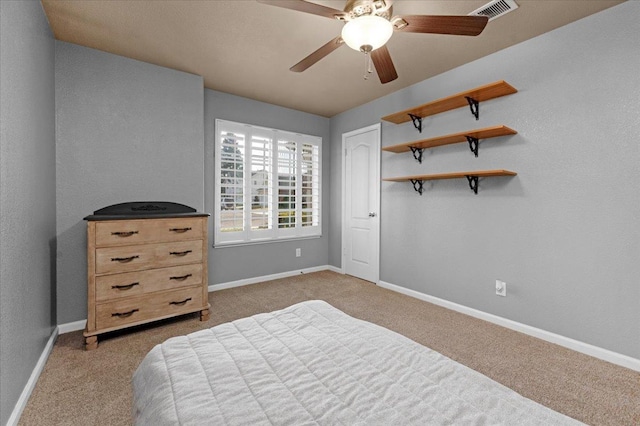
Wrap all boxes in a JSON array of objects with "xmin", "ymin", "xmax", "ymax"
[{"xmin": 214, "ymin": 119, "xmax": 322, "ymax": 247}]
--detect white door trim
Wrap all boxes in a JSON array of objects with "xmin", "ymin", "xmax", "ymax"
[{"xmin": 341, "ymin": 123, "xmax": 381, "ymax": 283}]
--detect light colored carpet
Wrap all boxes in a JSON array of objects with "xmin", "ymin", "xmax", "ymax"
[{"xmin": 18, "ymin": 271, "xmax": 640, "ymax": 425}]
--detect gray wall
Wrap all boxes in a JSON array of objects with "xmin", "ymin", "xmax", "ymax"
[
  {"xmin": 0, "ymin": 1, "xmax": 56, "ymax": 424},
  {"xmin": 55, "ymin": 42, "xmax": 205, "ymax": 324},
  {"xmin": 204, "ymin": 90, "xmax": 330, "ymax": 284},
  {"xmin": 330, "ymin": 1, "xmax": 639, "ymax": 359}
]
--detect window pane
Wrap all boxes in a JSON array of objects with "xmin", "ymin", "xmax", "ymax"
[
  {"xmin": 220, "ymin": 132, "xmax": 245, "ymax": 232},
  {"xmin": 301, "ymin": 143, "xmax": 319, "ymax": 227},
  {"xmin": 277, "ymin": 139, "xmax": 296, "ymax": 229},
  {"xmin": 251, "ymin": 134, "xmax": 272, "ymax": 231}
]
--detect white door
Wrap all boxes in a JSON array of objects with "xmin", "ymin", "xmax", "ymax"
[{"xmin": 342, "ymin": 124, "xmax": 380, "ymax": 283}]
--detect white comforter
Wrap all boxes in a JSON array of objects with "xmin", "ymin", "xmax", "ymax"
[{"xmin": 133, "ymin": 300, "xmax": 583, "ymax": 425}]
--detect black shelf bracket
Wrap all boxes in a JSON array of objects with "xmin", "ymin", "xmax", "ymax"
[
  {"xmin": 466, "ymin": 175, "xmax": 479, "ymax": 194},
  {"xmin": 409, "ymin": 146, "xmax": 425, "ymax": 163},
  {"xmin": 408, "ymin": 113, "xmax": 423, "ymax": 133},
  {"xmin": 465, "ymin": 96, "xmax": 479, "ymax": 120},
  {"xmin": 466, "ymin": 136, "xmax": 479, "ymax": 157},
  {"xmin": 409, "ymin": 179, "xmax": 424, "ymax": 195}
]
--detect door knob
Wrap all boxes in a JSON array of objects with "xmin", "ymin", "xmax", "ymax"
[{"xmin": 368, "ymin": 212, "xmax": 377, "ymax": 217}]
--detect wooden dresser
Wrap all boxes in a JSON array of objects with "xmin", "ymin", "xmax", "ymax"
[{"xmin": 84, "ymin": 202, "xmax": 209, "ymax": 350}]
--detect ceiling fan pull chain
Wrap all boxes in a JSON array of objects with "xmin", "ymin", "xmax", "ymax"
[
  {"xmin": 363, "ymin": 53, "xmax": 368, "ymax": 80},
  {"xmin": 363, "ymin": 52, "xmax": 373, "ymax": 80}
]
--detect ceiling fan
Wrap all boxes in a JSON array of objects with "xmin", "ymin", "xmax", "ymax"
[{"xmin": 257, "ymin": 0, "xmax": 489, "ymax": 84}]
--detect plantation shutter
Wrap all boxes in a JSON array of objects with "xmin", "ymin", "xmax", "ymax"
[{"xmin": 215, "ymin": 120, "xmax": 321, "ymax": 246}]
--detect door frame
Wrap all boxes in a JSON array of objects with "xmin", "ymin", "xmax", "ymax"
[{"xmin": 341, "ymin": 123, "xmax": 381, "ymax": 283}]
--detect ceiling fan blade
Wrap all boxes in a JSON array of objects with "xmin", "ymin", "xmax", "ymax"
[
  {"xmin": 257, "ymin": 0, "xmax": 347, "ymax": 20},
  {"xmin": 290, "ymin": 36, "xmax": 345, "ymax": 72},
  {"xmin": 371, "ymin": 45, "xmax": 398, "ymax": 84},
  {"xmin": 393, "ymin": 15, "xmax": 489, "ymax": 36}
]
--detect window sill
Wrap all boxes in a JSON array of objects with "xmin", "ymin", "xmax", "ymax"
[{"xmin": 212, "ymin": 235, "xmax": 322, "ymax": 249}]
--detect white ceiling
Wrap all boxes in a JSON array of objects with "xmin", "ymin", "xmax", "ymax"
[{"xmin": 41, "ymin": 0, "xmax": 624, "ymax": 117}]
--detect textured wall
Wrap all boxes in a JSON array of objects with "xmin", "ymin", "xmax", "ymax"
[
  {"xmin": 0, "ymin": 1, "xmax": 56, "ymax": 424},
  {"xmin": 204, "ymin": 90, "xmax": 330, "ymax": 284},
  {"xmin": 329, "ymin": 2, "xmax": 639, "ymax": 359},
  {"xmin": 55, "ymin": 42, "xmax": 205, "ymax": 324}
]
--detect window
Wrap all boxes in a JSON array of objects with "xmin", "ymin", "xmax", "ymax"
[{"xmin": 215, "ymin": 119, "xmax": 321, "ymax": 246}]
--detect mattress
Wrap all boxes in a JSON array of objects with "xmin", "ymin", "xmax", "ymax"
[{"xmin": 132, "ymin": 300, "xmax": 583, "ymax": 425}]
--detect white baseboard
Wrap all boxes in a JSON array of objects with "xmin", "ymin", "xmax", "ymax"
[
  {"xmin": 57, "ymin": 319, "xmax": 86, "ymax": 334},
  {"xmin": 208, "ymin": 265, "xmax": 334, "ymax": 292},
  {"xmin": 326, "ymin": 265, "xmax": 343, "ymax": 274},
  {"xmin": 54, "ymin": 272, "xmax": 640, "ymax": 372},
  {"xmin": 377, "ymin": 280, "xmax": 640, "ymax": 372},
  {"xmin": 6, "ymin": 326, "xmax": 59, "ymax": 426}
]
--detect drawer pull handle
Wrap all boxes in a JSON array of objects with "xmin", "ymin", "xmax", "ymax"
[
  {"xmin": 111, "ymin": 255, "xmax": 139, "ymax": 263},
  {"xmin": 170, "ymin": 274, "xmax": 192, "ymax": 281},
  {"xmin": 111, "ymin": 282, "xmax": 140, "ymax": 290},
  {"xmin": 169, "ymin": 227, "xmax": 192, "ymax": 233},
  {"xmin": 111, "ymin": 231, "xmax": 138, "ymax": 237},
  {"xmin": 111, "ymin": 309, "xmax": 139, "ymax": 318},
  {"xmin": 169, "ymin": 297, "xmax": 192, "ymax": 306},
  {"xmin": 169, "ymin": 250, "xmax": 192, "ymax": 257}
]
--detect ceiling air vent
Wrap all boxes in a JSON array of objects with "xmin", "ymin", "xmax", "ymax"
[{"xmin": 469, "ymin": 0, "xmax": 518, "ymax": 21}]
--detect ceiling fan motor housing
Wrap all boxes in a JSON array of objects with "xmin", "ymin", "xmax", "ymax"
[{"xmin": 344, "ymin": 0, "xmax": 393, "ymax": 20}]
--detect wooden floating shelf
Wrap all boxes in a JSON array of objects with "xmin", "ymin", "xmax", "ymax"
[
  {"xmin": 382, "ymin": 125, "xmax": 517, "ymax": 161},
  {"xmin": 383, "ymin": 169, "xmax": 517, "ymax": 182},
  {"xmin": 383, "ymin": 169, "xmax": 517, "ymax": 195},
  {"xmin": 381, "ymin": 81, "xmax": 517, "ymax": 130}
]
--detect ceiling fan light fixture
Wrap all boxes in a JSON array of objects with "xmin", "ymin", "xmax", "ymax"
[{"xmin": 341, "ymin": 15, "xmax": 393, "ymax": 53}]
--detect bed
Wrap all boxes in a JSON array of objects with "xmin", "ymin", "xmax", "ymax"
[{"xmin": 132, "ymin": 300, "xmax": 583, "ymax": 425}]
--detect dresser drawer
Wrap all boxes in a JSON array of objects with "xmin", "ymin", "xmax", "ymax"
[
  {"xmin": 95, "ymin": 264, "xmax": 203, "ymax": 302},
  {"xmin": 95, "ymin": 217, "xmax": 203, "ymax": 247},
  {"xmin": 95, "ymin": 240, "xmax": 202, "ymax": 274},
  {"xmin": 96, "ymin": 286, "xmax": 203, "ymax": 331}
]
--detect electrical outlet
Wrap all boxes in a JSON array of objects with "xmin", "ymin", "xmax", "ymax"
[
  {"xmin": 296, "ymin": 248, "xmax": 301, "ymax": 257},
  {"xmin": 496, "ymin": 280, "xmax": 506, "ymax": 297}
]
